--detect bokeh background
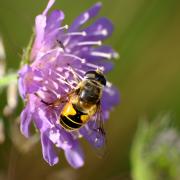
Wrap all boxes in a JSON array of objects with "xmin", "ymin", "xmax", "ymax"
[{"xmin": 0, "ymin": 0, "xmax": 180, "ymax": 179}]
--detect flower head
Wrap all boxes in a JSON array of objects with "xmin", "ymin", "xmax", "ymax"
[{"xmin": 18, "ymin": 0, "xmax": 119, "ymax": 168}]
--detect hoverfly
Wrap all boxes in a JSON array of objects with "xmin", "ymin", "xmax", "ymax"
[
  {"xmin": 37, "ymin": 67, "xmax": 107, "ymax": 151},
  {"xmin": 60, "ymin": 69, "xmax": 106, "ymax": 132}
]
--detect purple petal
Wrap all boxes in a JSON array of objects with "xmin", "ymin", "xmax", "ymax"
[
  {"xmin": 36, "ymin": 90, "xmax": 59, "ymax": 104},
  {"xmin": 18, "ymin": 65, "xmax": 29, "ymax": 98},
  {"xmin": 20, "ymin": 104, "xmax": 32, "ymax": 138},
  {"xmin": 83, "ymin": 17, "xmax": 114, "ymax": 40},
  {"xmin": 79, "ymin": 60, "xmax": 113, "ymax": 74},
  {"xmin": 90, "ymin": 59, "xmax": 114, "ymax": 73},
  {"xmin": 67, "ymin": 18, "xmax": 113, "ymax": 51},
  {"xmin": 45, "ymin": 10, "xmax": 64, "ymax": 34},
  {"xmin": 80, "ymin": 122, "xmax": 105, "ymax": 148},
  {"xmin": 41, "ymin": 131, "xmax": 59, "ymax": 166},
  {"xmin": 91, "ymin": 46, "xmax": 118, "ymax": 59},
  {"xmin": 35, "ymin": 15, "xmax": 46, "ymax": 47},
  {"xmin": 75, "ymin": 46, "xmax": 117, "ymax": 73},
  {"xmin": 31, "ymin": 14, "xmax": 46, "ymax": 61},
  {"xmin": 48, "ymin": 127, "xmax": 75, "ymax": 150},
  {"xmin": 68, "ymin": 2, "xmax": 102, "ymax": 32},
  {"xmin": 18, "ymin": 65, "xmax": 43, "ymax": 96},
  {"xmin": 42, "ymin": 0, "xmax": 55, "ymax": 15},
  {"xmin": 44, "ymin": 10, "xmax": 65, "ymax": 46},
  {"xmin": 18, "ymin": 77, "xmax": 25, "ymax": 99},
  {"xmin": 31, "ymin": 0, "xmax": 55, "ymax": 61},
  {"xmin": 64, "ymin": 141, "xmax": 84, "ymax": 168},
  {"xmin": 101, "ymin": 86, "xmax": 120, "ymax": 112},
  {"xmin": 33, "ymin": 105, "xmax": 54, "ymax": 131},
  {"xmin": 32, "ymin": 51, "xmax": 75, "ymax": 95},
  {"xmin": 84, "ymin": 46, "xmax": 118, "ymax": 61},
  {"xmin": 25, "ymin": 94, "xmax": 54, "ymax": 132}
]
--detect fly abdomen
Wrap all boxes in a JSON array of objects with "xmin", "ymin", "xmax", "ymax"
[
  {"xmin": 60, "ymin": 98, "xmax": 90, "ymax": 131},
  {"xmin": 60, "ymin": 115, "xmax": 82, "ymax": 131}
]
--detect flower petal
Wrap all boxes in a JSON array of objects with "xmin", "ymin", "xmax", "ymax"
[
  {"xmin": 68, "ymin": 2, "xmax": 102, "ymax": 32},
  {"xmin": 33, "ymin": 105, "xmax": 54, "ymax": 131},
  {"xmin": 42, "ymin": 0, "xmax": 55, "ymax": 15},
  {"xmin": 102, "ymin": 85, "xmax": 120, "ymax": 112},
  {"xmin": 75, "ymin": 46, "xmax": 118, "ymax": 73},
  {"xmin": 91, "ymin": 46, "xmax": 119, "ymax": 59},
  {"xmin": 78, "ymin": 59, "xmax": 113, "ymax": 74},
  {"xmin": 80, "ymin": 122, "xmax": 105, "ymax": 149},
  {"xmin": 35, "ymin": 15, "xmax": 46, "ymax": 46},
  {"xmin": 18, "ymin": 65, "xmax": 43, "ymax": 96},
  {"xmin": 31, "ymin": 0, "xmax": 56, "ymax": 60},
  {"xmin": 48, "ymin": 127, "xmax": 75, "ymax": 150},
  {"xmin": 41, "ymin": 131, "xmax": 59, "ymax": 166},
  {"xmin": 44, "ymin": 10, "xmax": 65, "ymax": 46},
  {"xmin": 20, "ymin": 104, "xmax": 32, "ymax": 138},
  {"xmin": 45, "ymin": 10, "xmax": 65, "ymax": 33},
  {"xmin": 81, "ymin": 46, "xmax": 118, "ymax": 60},
  {"xmin": 64, "ymin": 141, "xmax": 84, "ymax": 168},
  {"xmin": 18, "ymin": 65, "xmax": 29, "ymax": 98},
  {"xmin": 83, "ymin": 17, "xmax": 114, "ymax": 40}
]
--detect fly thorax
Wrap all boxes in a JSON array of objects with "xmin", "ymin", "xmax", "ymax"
[{"xmin": 79, "ymin": 80, "xmax": 102, "ymax": 104}]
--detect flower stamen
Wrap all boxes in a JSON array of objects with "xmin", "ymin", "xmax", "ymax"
[
  {"xmin": 46, "ymin": 25, "xmax": 69, "ymax": 37},
  {"xmin": 66, "ymin": 31, "xmax": 87, "ymax": 37},
  {"xmin": 94, "ymin": 29, "xmax": 108, "ymax": 36},
  {"xmin": 62, "ymin": 31, "xmax": 87, "ymax": 47},
  {"xmin": 85, "ymin": 62, "xmax": 104, "ymax": 71},
  {"xmin": 63, "ymin": 54, "xmax": 86, "ymax": 64},
  {"xmin": 56, "ymin": 73, "xmax": 75, "ymax": 89},
  {"xmin": 58, "ymin": 24, "xmax": 69, "ymax": 31},
  {"xmin": 77, "ymin": 41, "xmax": 102, "ymax": 46},
  {"xmin": 90, "ymin": 51, "xmax": 112, "ymax": 59}
]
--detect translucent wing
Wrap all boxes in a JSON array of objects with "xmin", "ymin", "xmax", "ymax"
[
  {"xmin": 95, "ymin": 103, "xmax": 106, "ymax": 137},
  {"xmin": 80, "ymin": 102, "xmax": 107, "ymax": 157},
  {"xmin": 93, "ymin": 102, "xmax": 107, "ymax": 157}
]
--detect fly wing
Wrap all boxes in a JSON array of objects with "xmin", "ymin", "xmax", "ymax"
[{"xmin": 79, "ymin": 103, "xmax": 107, "ymax": 157}]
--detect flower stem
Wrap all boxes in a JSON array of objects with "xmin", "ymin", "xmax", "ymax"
[
  {"xmin": 21, "ymin": 32, "xmax": 34, "ymax": 66},
  {"xmin": 0, "ymin": 73, "xmax": 17, "ymax": 88}
]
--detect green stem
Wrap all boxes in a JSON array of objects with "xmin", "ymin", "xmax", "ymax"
[
  {"xmin": 21, "ymin": 32, "xmax": 34, "ymax": 67},
  {"xmin": 0, "ymin": 73, "xmax": 17, "ymax": 88}
]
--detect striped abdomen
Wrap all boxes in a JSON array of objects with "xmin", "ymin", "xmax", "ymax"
[{"xmin": 60, "ymin": 102, "xmax": 89, "ymax": 131}]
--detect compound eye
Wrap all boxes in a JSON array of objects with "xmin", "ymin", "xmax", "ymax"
[
  {"xmin": 85, "ymin": 71, "xmax": 96, "ymax": 79},
  {"xmin": 85, "ymin": 70, "xmax": 106, "ymax": 86},
  {"xmin": 85, "ymin": 73, "xmax": 95, "ymax": 79},
  {"xmin": 100, "ymin": 77, "xmax": 106, "ymax": 86},
  {"xmin": 96, "ymin": 74, "xmax": 106, "ymax": 86}
]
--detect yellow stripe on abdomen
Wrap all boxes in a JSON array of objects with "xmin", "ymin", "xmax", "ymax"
[{"xmin": 62, "ymin": 102, "xmax": 76, "ymax": 116}]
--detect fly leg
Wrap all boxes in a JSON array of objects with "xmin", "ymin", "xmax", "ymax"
[{"xmin": 34, "ymin": 91, "xmax": 73, "ymax": 107}]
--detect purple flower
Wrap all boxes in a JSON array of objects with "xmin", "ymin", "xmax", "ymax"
[{"xmin": 18, "ymin": 0, "xmax": 119, "ymax": 168}]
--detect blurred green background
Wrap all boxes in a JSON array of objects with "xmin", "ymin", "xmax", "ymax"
[{"xmin": 0, "ymin": 0, "xmax": 180, "ymax": 179}]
